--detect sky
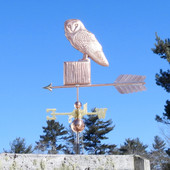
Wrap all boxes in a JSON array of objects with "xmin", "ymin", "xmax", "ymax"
[{"xmin": 0, "ymin": 1, "xmax": 169, "ymax": 152}]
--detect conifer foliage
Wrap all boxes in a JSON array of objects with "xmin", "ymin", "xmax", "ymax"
[
  {"xmin": 155, "ymin": 100, "xmax": 170, "ymax": 125},
  {"xmin": 4, "ymin": 137, "xmax": 34, "ymax": 154},
  {"xmin": 152, "ymin": 33, "xmax": 170, "ymax": 62},
  {"xmin": 119, "ymin": 138, "xmax": 148, "ymax": 157},
  {"xmin": 152, "ymin": 34, "xmax": 170, "ymax": 164},
  {"xmin": 83, "ymin": 115, "xmax": 117, "ymax": 154},
  {"xmin": 150, "ymin": 136, "xmax": 170, "ymax": 170},
  {"xmin": 35, "ymin": 120, "xmax": 68, "ymax": 154},
  {"xmin": 152, "ymin": 33, "xmax": 170, "ymax": 125}
]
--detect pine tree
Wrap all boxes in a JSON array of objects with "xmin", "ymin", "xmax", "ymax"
[
  {"xmin": 4, "ymin": 137, "xmax": 34, "ymax": 154},
  {"xmin": 152, "ymin": 33, "xmax": 170, "ymax": 124},
  {"xmin": 149, "ymin": 136, "xmax": 170, "ymax": 170},
  {"xmin": 119, "ymin": 138, "xmax": 148, "ymax": 157},
  {"xmin": 152, "ymin": 34, "xmax": 170, "ymax": 159},
  {"xmin": 35, "ymin": 120, "xmax": 68, "ymax": 154},
  {"xmin": 83, "ymin": 115, "xmax": 117, "ymax": 155}
]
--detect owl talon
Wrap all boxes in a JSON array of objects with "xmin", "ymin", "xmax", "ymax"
[{"xmin": 78, "ymin": 58, "xmax": 90, "ymax": 62}]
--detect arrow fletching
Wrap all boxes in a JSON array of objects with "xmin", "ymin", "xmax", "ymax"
[{"xmin": 114, "ymin": 74, "xmax": 146, "ymax": 94}]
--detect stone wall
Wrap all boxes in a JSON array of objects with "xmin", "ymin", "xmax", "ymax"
[{"xmin": 0, "ymin": 153, "xmax": 150, "ymax": 170}]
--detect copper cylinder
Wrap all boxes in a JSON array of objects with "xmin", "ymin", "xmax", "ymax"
[{"xmin": 71, "ymin": 118, "xmax": 85, "ymax": 132}]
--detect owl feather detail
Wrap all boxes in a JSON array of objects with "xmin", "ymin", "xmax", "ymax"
[{"xmin": 64, "ymin": 19, "xmax": 109, "ymax": 67}]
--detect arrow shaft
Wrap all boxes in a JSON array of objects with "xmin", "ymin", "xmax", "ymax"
[{"xmin": 51, "ymin": 82, "xmax": 145, "ymax": 89}]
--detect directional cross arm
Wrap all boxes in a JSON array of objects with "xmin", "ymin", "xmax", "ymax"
[
  {"xmin": 83, "ymin": 108, "xmax": 107, "ymax": 119},
  {"xmin": 79, "ymin": 103, "xmax": 107, "ymax": 119},
  {"xmin": 95, "ymin": 108, "xmax": 107, "ymax": 119},
  {"xmin": 46, "ymin": 108, "xmax": 75, "ymax": 121}
]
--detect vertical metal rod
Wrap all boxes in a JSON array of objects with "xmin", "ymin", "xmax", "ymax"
[
  {"xmin": 76, "ymin": 86, "xmax": 79, "ymax": 102},
  {"xmin": 76, "ymin": 132, "xmax": 80, "ymax": 154},
  {"xmin": 75, "ymin": 86, "xmax": 80, "ymax": 154}
]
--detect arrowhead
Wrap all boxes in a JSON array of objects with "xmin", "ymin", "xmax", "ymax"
[{"xmin": 43, "ymin": 83, "xmax": 52, "ymax": 91}]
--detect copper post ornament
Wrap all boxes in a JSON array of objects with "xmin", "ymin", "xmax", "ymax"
[{"xmin": 43, "ymin": 19, "xmax": 146, "ymax": 154}]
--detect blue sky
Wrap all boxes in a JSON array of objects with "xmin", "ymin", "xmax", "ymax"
[{"xmin": 0, "ymin": 0, "xmax": 169, "ymax": 152}]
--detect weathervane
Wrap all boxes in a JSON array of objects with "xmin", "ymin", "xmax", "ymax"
[{"xmin": 44, "ymin": 19, "xmax": 146, "ymax": 154}]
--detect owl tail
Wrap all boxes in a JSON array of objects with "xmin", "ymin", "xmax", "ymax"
[{"xmin": 90, "ymin": 51, "xmax": 109, "ymax": 67}]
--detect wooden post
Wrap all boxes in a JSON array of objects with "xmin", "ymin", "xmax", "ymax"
[{"xmin": 64, "ymin": 61, "xmax": 91, "ymax": 85}]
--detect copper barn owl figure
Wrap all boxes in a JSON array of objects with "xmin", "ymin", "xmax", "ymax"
[{"xmin": 64, "ymin": 19, "xmax": 109, "ymax": 67}]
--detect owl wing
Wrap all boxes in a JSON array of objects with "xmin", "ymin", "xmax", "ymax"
[{"xmin": 73, "ymin": 30, "xmax": 109, "ymax": 66}]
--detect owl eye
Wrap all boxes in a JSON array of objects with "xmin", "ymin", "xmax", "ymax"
[{"xmin": 67, "ymin": 25, "xmax": 71, "ymax": 28}]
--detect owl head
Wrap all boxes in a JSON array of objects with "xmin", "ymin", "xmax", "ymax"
[{"xmin": 64, "ymin": 19, "xmax": 86, "ymax": 34}]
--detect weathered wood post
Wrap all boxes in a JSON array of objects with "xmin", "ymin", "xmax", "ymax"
[{"xmin": 64, "ymin": 61, "xmax": 91, "ymax": 85}]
